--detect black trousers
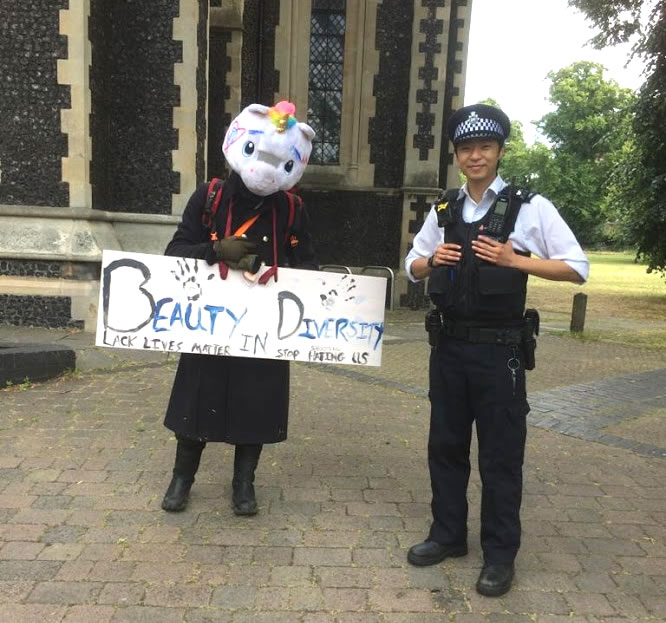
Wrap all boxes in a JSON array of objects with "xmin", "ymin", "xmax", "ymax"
[{"xmin": 427, "ymin": 336, "xmax": 529, "ymax": 564}]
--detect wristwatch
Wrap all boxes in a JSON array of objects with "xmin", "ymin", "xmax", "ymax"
[{"xmin": 427, "ymin": 255, "xmax": 435, "ymax": 268}]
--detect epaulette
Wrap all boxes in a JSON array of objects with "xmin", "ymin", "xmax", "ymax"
[{"xmin": 504, "ymin": 186, "xmax": 536, "ymax": 204}]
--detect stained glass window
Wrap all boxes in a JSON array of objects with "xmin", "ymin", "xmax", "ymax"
[{"xmin": 308, "ymin": 0, "xmax": 346, "ymax": 164}]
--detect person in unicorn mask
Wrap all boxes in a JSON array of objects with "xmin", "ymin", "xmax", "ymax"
[{"xmin": 160, "ymin": 101, "xmax": 318, "ymax": 516}]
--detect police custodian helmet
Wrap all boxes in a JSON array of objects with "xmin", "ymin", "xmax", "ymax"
[{"xmin": 447, "ymin": 104, "xmax": 511, "ymax": 147}]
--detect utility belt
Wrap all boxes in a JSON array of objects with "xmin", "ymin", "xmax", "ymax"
[{"xmin": 425, "ymin": 308, "xmax": 539, "ymax": 370}]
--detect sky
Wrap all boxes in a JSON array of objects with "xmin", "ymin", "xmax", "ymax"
[{"xmin": 464, "ymin": 0, "xmax": 646, "ymax": 144}]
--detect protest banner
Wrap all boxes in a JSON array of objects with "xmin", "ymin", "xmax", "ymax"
[{"xmin": 95, "ymin": 251, "xmax": 387, "ymax": 366}]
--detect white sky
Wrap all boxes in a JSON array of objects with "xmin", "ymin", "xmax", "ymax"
[{"xmin": 464, "ymin": 0, "xmax": 646, "ymax": 144}]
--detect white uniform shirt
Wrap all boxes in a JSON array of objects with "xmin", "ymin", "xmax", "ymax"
[{"xmin": 405, "ymin": 175, "xmax": 589, "ymax": 282}]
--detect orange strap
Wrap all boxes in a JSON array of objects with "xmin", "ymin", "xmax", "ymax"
[{"xmin": 233, "ymin": 213, "xmax": 260, "ymax": 237}]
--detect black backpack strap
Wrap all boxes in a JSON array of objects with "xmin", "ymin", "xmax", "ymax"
[
  {"xmin": 435, "ymin": 188, "xmax": 462, "ymax": 228},
  {"xmin": 499, "ymin": 185, "xmax": 534, "ymax": 239},
  {"xmin": 201, "ymin": 178, "xmax": 224, "ymax": 238}
]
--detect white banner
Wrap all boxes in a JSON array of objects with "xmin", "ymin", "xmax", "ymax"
[{"xmin": 95, "ymin": 251, "xmax": 387, "ymax": 366}]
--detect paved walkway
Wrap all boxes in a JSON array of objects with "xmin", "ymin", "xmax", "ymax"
[{"xmin": 0, "ymin": 313, "xmax": 665, "ymax": 622}]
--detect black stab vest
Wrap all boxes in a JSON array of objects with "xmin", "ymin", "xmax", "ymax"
[{"xmin": 427, "ymin": 187, "xmax": 533, "ymax": 326}]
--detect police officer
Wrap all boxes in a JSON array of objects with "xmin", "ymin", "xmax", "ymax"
[{"xmin": 404, "ymin": 103, "xmax": 589, "ymax": 596}]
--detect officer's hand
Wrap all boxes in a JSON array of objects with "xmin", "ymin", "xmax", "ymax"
[
  {"xmin": 213, "ymin": 236, "xmax": 257, "ymax": 263},
  {"xmin": 431, "ymin": 242, "xmax": 462, "ymax": 267},
  {"xmin": 471, "ymin": 235, "xmax": 516, "ymax": 266}
]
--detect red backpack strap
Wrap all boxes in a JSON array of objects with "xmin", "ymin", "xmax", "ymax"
[
  {"xmin": 202, "ymin": 178, "xmax": 224, "ymax": 239},
  {"xmin": 284, "ymin": 191, "xmax": 302, "ymax": 241}
]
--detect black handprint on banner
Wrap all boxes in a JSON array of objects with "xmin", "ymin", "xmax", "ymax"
[
  {"xmin": 171, "ymin": 258, "xmax": 211, "ymax": 301},
  {"xmin": 320, "ymin": 274, "xmax": 357, "ymax": 310}
]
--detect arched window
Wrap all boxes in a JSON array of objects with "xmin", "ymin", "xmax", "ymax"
[{"xmin": 307, "ymin": 0, "xmax": 346, "ymax": 165}]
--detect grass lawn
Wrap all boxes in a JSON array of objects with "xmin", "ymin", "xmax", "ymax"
[{"xmin": 526, "ymin": 251, "xmax": 666, "ymax": 350}]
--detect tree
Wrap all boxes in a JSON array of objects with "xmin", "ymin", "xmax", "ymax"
[
  {"xmin": 477, "ymin": 81, "xmax": 635, "ymax": 245},
  {"xmin": 568, "ymin": 0, "xmax": 666, "ymax": 275},
  {"xmin": 476, "ymin": 99, "xmax": 557, "ymax": 192},
  {"xmin": 499, "ymin": 120, "xmax": 558, "ymax": 192},
  {"xmin": 537, "ymin": 62, "xmax": 635, "ymax": 244}
]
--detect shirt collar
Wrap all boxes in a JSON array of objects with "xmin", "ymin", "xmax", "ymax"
[{"xmin": 460, "ymin": 175, "xmax": 506, "ymax": 203}]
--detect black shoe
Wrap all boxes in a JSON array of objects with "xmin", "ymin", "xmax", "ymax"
[
  {"xmin": 476, "ymin": 563, "xmax": 514, "ymax": 597},
  {"xmin": 232, "ymin": 479, "xmax": 258, "ymax": 516},
  {"xmin": 231, "ymin": 444, "xmax": 262, "ymax": 516},
  {"xmin": 161, "ymin": 475, "xmax": 193, "ymax": 512},
  {"xmin": 407, "ymin": 540, "xmax": 468, "ymax": 566}
]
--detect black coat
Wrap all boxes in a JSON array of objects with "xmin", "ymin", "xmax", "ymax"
[{"xmin": 163, "ymin": 173, "xmax": 318, "ymax": 444}]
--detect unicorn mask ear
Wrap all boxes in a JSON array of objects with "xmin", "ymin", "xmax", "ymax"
[
  {"xmin": 246, "ymin": 104, "xmax": 270, "ymax": 115},
  {"xmin": 298, "ymin": 122, "xmax": 315, "ymax": 142}
]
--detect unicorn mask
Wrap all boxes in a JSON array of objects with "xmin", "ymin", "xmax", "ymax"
[{"xmin": 222, "ymin": 101, "xmax": 315, "ymax": 197}]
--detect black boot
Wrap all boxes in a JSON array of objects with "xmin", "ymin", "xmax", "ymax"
[
  {"xmin": 161, "ymin": 437, "xmax": 205, "ymax": 512},
  {"xmin": 232, "ymin": 444, "xmax": 262, "ymax": 516}
]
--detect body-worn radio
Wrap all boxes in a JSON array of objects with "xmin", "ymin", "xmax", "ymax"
[{"xmin": 484, "ymin": 194, "xmax": 510, "ymax": 240}]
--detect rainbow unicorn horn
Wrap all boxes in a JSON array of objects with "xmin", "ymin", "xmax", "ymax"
[{"xmin": 269, "ymin": 100, "xmax": 298, "ymax": 133}]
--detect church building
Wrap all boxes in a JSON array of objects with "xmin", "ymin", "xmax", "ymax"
[{"xmin": 0, "ymin": 0, "xmax": 472, "ymax": 329}]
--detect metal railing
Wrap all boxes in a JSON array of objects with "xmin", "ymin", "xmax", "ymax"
[
  {"xmin": 319, "ymin": 264, "xmax": 353, "ymax": 274},
  {"xmin": 360, "ymin": 266, "xmax": 394, "ymax": 311}
]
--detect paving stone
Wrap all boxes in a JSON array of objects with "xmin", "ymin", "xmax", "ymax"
[
  {"xmin": 616, "ymin": 555, "xmax": 666, "ymax": 575},
  {"xmin": 564, "ymin": 592, "xmax": 617, "ymax": 617},
  {"xmin": 79, "ymin": 544, "xmax": 123, "ymax": 561},
  {"xmin": 183, "ymin": 608, "xmax": 233, "ymax": 623},
  {"xmin": 62, "ymin": 605, "xmax": 115, "ymax": 623},
  {"xmin": 98, "ymin": 582, "xmax": 145, "ymax": 606},
  {"xmin": 0, "ymin": 541, "xmax": 45, "ymax": 559},
  {"xmin": 2, "ymin": 604, "xmax": 68, "ymax": 623},
  {"xmin": 144, "ymin": 583, "xmax": 213, "ymax": 608},
  {"xmin": 110, "ymin": 606, "xmax": 185, "ymax": 622},
  {"xmin": 0, "ymin": 560, "xmax": 62, "ymax": 581},
  {"xmin": 352, "ymin": 548, "xmax": 396, "ymax": 567},
  {"xmin": 0, "ymin": 579, "xmax": 35, "ymax": 602},
  {"xmin": 269, "ymin": 565, "xmax": 313, "ymax": 587},
  {"xmin": 209, "ymin": 585, "xmax": 257, "ymax": 609},
  {"xmin": 573, "ymin": 571, "xmax": 619, "ymax": 593},
  {"xmin": 296, "ymin": 614, "xmax": 333, "ymax": 623},
  {"xmin": 26, "ymin": 580, "xmax": 103, "ymax": 604},
  {"xmin": 640, "ymin": 592, "xmax": 666, "ymax": 618},
  {"xmin": 293, "ymin": 547, "xmax": 352, "ymax": 566},
  {"xmin": 131, "ymin": 562, "xmax": 199, "ymax": 583},
  {"xmin": 336, "ymin": 614, "xmax": 381, "ymax": 623},
  {"xmin": 502, "ymin": 589, "xmax": 570, "ymax": 615},
  {"xmin": 583, "ymin": 537, "xmax": 647, "ymax": 556},
  {"xmin": 612, "ymin": 572, "xmax": 663, "ymax": 594},
  {"xmin": 606, "ymin": 591, "xmax": 651, "ymax": 619},
  {"xmin": 251, "ymin": 546, "xmax": 294, "ymax": 565},
  {"xmin": 235, "ymin": 612, "xmax": 298, "ymax": 623},
  {"xmin": 322, "ymin": 587, "xmax": 368, "ymax": 611},
  {"xmin": 286, "ymin": 586, "xmax": 326, "ymax": 610},
  {"xmin": 41, "ymin": 524, "xmax": 87, "ymax": 543},
  {"xmin": 368, "ymin": 588, "xmax": 434, "ymax": 612},
  {"xmin": 30, "ymin": 482, "xmax": 69, "ymax": 495},
  {"xmin": 88, "ymin": 561, "xmax": 136, "ymax": 582},
  {"xmin": 0, "ymin": 523, "xmax": 47, "ymax": 541},
  {"xmin": 537, "ymin": 552, "xmax": 583, "ymax": 573}
]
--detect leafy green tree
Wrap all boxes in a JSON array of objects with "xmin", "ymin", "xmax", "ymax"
[
  {"xmin": 476, "ymin": 99, "xmax": 556, "ymax": 190},
  {"xmin": 568, "ymin": 0, "xmax": 666, "ymax": 275},
  {"xmin": 536, "ymin": 62, "xmax": 635, "ymax": 244},
  {"xmin": 477, "ymin": 82, "xmax": 635, "ymax": 246},
  {"xmin": 500, "ymin": 121, "xmax": 558, "ymax": 192}
]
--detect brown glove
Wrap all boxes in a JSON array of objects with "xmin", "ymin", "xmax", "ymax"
[
  {"xmin": 213, "ymin": 236, "xmax": 257, "ymax": 263},
  {"xmin": 234, "ymin": 255, "xmax": 262, "ymax": 274}
]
